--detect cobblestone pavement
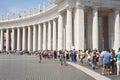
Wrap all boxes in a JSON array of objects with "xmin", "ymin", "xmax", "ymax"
[{"xmin": 0, "ymin": 54, "xmax": 95, "ymax": 80}]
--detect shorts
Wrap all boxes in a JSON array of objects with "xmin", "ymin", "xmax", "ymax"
[{"xmin": 103, "ymin": 63, "xmax": 111, "ymax": 69}]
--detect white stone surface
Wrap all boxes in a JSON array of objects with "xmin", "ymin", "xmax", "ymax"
[
  {"xmin": 12, "ymin": 28, "xmax": 15, "ymax": 51},
  {"xmin": 38, "ymin": 24, "xmax": 42, "ymax": 50},
  {"xmin": 92, "ymin": 7, "xmax": 99, "ymax": 50},
  {"xmin": 74, "ymin": 5, "xmax": 85, "ymax": 50},
  {"xmin": 114, "ymin": 9, "xmax": 120, "ymax": 51},
  {"xmin": 17, "ymin": 28, "xmax": 21, "ymax": 51},
  {"xmin": 33, "ymin": 25, "xmax": 37, "ymax": 51},
  {"xmin": 6, "ymin": 29, "xmax": 9, "ymax": 51},
  {"xmin": 48, "ymin": 21, "xmax": 52, "ymax": 50},
  {"xmin": 66, "ymin": 8, "xmax": 72, "ymax": 50},
  {"xmin": 53, "ymin": 19, "xmax": 57, "ymax": 50},
  {"xmin": 22, "ymin": 27, "xmax": 26, "ymax": 50},
  {"xmin": 28, "ymin": 26, "xmax": 32, "ymax": 51},
  {"xmin": 0, "ymin": 30, "xmax": 3, "ymax": 51},
  {"xmin": 43, "ymin": 23, "xmax": 47, "ymax": 50},
  {"xmin": 58, "ymin": 13, "xmax": 63, "ymax": 50}
]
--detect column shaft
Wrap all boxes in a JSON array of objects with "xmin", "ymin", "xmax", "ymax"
[
  {"xmin": 92, "ymin": 7, "xmax": 99, "ymax": 50},
  {"xmin": 22, "ymin": 27, "xmax": 26, "ymax": 50},
  {"xmin": 114, "ymin": 9, "xmax": 120, "ymax": 51},
  {"xmin": 28, "ymin": 27, "xmax": 32, "ymax": 51},
  {"xmin": 66, "ymin": 8, "xmax": 72, "ymax": 50},
  {"xmin": 43, "ymin": 23, "xmax": 47, "ymax": 50},
  {"xmin": 33, "ymin": 25, "xmax": 37, "ymax": 51},
  {"xmin": 12, "ymin": 28, "xmax": 15, "ymax": 51},
  {"xmin": 74, "ymin": 5, "xmax": 85, "ymax": 50},
  {"xmin": 0, "ymin": 30, "xmax": 3, "ymax": 51},
  {"xmin": 17, "ymin": 28, "xmax": 21, "ymax": 51},
  {"xmin": 38, "ymin": 24, "xmax": 42, "ymax": 50},
  {"xmin": 48, "ymin": 21, "xmax": 52, "ymax": 50},
  {"xmin": 58, "ymin": 13, "xmax": 63, "ymax": 50},
  {"xmin": 6, "ymin": 29, "xmax": 9, "ymax": 51},
  {"xmin": 53, "ymin": 20, "xmax": 57, "ymax": 50}
]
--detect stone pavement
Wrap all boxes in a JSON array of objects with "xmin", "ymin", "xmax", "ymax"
[
  {"xmin": 0, "ymin": 54, "xmax": 95, "ymax": 80},
  {"xmin": 67, "ymin": 59, "xmax": 120, "ymax": 80}
]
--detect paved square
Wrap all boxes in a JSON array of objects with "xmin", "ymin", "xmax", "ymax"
[{"xmin": 0, "ymin": 55, "xmax": 95, "ymax": 80}]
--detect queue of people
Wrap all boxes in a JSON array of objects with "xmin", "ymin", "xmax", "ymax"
[
  {"xmin": 29, "ymin": 48, "xmax": 120, "ymax": 76},
  {"xmin": 0, "ymin": 48, "xmax": 120, "ymax": 76},
  {"xmin": 39, "ymin": 48, "xmax": 120, "ymax": 76}
]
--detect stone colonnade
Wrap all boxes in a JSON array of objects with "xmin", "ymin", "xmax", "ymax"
[{"xmin": 0, "ymin": 6, "xmax": 120, "ymax": 51}]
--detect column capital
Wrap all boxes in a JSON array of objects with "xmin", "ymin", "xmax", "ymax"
[
  {"xmin": 12, "ymin": 28, "xmax": 15, "ymax": 29},
  {"xmin": 92, "ymin": 6, "xmax": 99, "ymax": 11},
  {"xmin": 53, "ymin": 18, "xmax": 57, "ymax": 21},
  {"xmin": 38, "ymin": 23, "xmax": 41, "ymax": 26},
  {"xmin": 76, "ymin": 3, "xmax": 84, "ymax": 9},
  {"xmin": 17, "ymin": 27, "xmax": 20, "ymax": 29},
  {"xmin": 48, "ymin": 20, "xmax": 52, "ymax": 23},
  {"xmin": 66, "ymin": 7, "xmax": 72, "ymax": 11},
  {"xmin": 6, "ymin": 28, "xmax": 9, "ymax": 30},
  {"xmin": 58, "ymin": 12, "xmax": 62, "ymax": 15},
  {"xmin": 114, "ymin": 8, "xmax": 120, "ymax": 11},
  {"xmin": 32, "ymin": 24, "xmax": 36, "ymax": 27},
  {"xmin": 114, "ymin": 8, "xmax": 120, "ymax": 13},
  {"xmin": 23, "ymin": 27, "xmax": 26, "ymax": 29}
]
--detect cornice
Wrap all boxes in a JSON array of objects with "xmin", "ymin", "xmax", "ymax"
[
  {"xmin": 0, "ymin": 5, "xmax": 59, "ymax": 29},
  {"xmin": 58, "ymin": 0, "xmax": 75, "ymax": 12},
  {"xmin": 82, "ymin": 0, "xmax": 120, "ymax": 8},
  {"xmin": 55, "ymin": 0, "xmax": 64, "ymax": 4}
]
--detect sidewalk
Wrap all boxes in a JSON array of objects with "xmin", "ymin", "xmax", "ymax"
[{"xmin": 67, "ymin": 61, "xmax": 120, "ymax": 80}]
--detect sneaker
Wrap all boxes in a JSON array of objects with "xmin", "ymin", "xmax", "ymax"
[
  {"xmin": 102, "ymin": 73, "xmax": 105, "ymax": 75},
  {"xmin": 110, "ymin": 72, "xmax": 112, "ymax": 74}
]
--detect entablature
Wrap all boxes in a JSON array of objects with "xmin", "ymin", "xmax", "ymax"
[{"xmin": 0, "ymin": 5, "xmax": 59, "ymax": 29}]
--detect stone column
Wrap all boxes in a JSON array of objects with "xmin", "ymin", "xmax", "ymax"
[
  {"xmin": 53, "ymin": 19, "xmax": 57, "ymax": 50},
  {"xmin": 0, "ymin": 30, "xmax": 4, "ymax": 51},
  {"xmin": 74, "ymin": 5, "xmax": 85, "ymax": 50},
  {"xmin": 17, "ymin": 28, "xmax": 21, "ymax": 51},
  {"xmin": 92, "ymin": 7, "xmax": 99, "ymax": 50},
  {"xmin": 38, "ymin": 24, "xmax": 42, "ymax": 50},
  {"xmin": 66, "ymin": 8, "xmax": 72, "ymax": 50},
  {"xmin": 58, "ymin": 13, "xmax": 63, "ymax": 50},
  {"xmin": 43, "ymin": 23, "xmax": 47, "ymax": 50},
  {"xmin": 12, "ymin": 28, "xmax": 15, "ymax": 51},
  {"xmin": 22, "ymin": 27, "xmax": 26, "ymax": 50},
  {"xmin": 33, "ymin": 25, "xmax": 37, "ymax": 51},
  {"xmin": 28, "ymin": 26, "xmax": 32, "ymax": 51},
  {"xmin": 6, "ymin": 29, "xmax": 10, "ymax": 51},
  {"xmin": 48, "ymin": 21, "xmax": 52, "ymax": 50},
  {"xmin": 114, "ymin": 9, "xmax": 120, "ymax": 51}
]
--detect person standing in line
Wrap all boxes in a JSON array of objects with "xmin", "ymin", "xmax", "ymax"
[
  {"xmin": 91, "ymin": 51, "xmax": 97, "ymax": 69},
  {"xmin": 87, "ymin": 50, "xmax": 92, "ymax": 66},
  {"xmin": 116, "ymin": 48, "xmax": 120, "ymax": 76},
  {"xmin": 110, "ymin": 49, "xmax": 116, "ymax": 74},
  {"xmin": 39, "ymin": 50, "xmax": 42, "ymax": 63},
  {"xmin": 101, "ymin": 49, "xmax": 112, "ymax": 75},
  {"xmin": 80, "ymin": 50, "xmax": 85, "ymax": 64},
  {"xmin": 59, "ymin": 52, "xmax": 64, "ymax": 66},
  {"xmin": 54, "ymin": 50, "xmax": 57, "ymax": 59}
]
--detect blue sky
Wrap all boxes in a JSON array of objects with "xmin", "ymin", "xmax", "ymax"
[{"xmin": 0, "ymin": 0, "xmax": 54, "ymax": 17}]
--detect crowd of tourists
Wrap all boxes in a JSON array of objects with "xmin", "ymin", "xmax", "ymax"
[
  {"xmin": 38, "ymin": 48, "xmax": 120, "ymax": 76},
  {"xmin": 0, "ymin": 48, "xmax": 120, "ymax": 76}
]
